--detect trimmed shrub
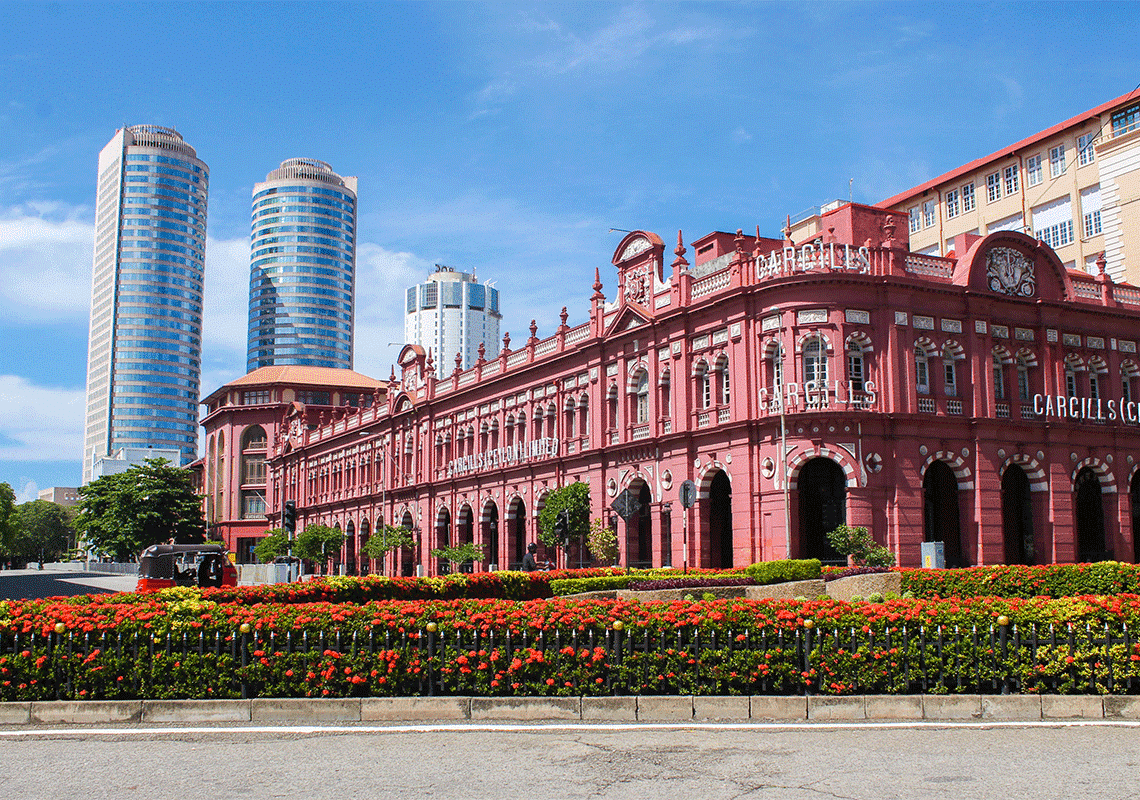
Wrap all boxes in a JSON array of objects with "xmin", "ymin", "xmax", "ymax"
[
  {"xmin": 627, "ymin": 576, "xmax": 756, "ymax": 591},
  {"xmin": 744, "ymin": 559, "xmax": 822, "ymax": 585},
  {"xmin": 549, "ymin": 575, "xmax": 631, "ymax": 595}
]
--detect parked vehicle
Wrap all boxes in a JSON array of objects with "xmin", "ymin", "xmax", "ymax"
[{"xmin": 136, "ymin": 544, "xmax": 237, "ymax": 592}]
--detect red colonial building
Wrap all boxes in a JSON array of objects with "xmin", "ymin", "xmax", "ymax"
[
  {"xmin": 200, "ymin": 366, "xmax": 385, "ymax": 563},
  {"xmin": 204, "ymin": 202, "xmax": 1140, "ymax": 573}
]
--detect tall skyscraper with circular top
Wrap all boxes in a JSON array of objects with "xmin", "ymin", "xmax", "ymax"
[
  {"xmin": 246, "ymin": 158, "xmax": 358, "ymax": 372},
  {"xmin": 82, "ymin": 125, "xmax": 208, "ymax": 483}
]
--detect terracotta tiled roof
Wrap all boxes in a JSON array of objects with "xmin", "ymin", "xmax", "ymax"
[{"xmin": 202, "ymin": 366, "xmax": 385, "ymax": 402}]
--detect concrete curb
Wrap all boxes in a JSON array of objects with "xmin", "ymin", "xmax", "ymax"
[{"xmin": 0, "ymin": 695, "xmax": 1131, "ymax": 726}]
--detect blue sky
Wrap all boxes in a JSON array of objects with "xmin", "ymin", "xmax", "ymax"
[{"xmin": 0, "ymin": 1, "xmax": 1135, "ymax": 501}]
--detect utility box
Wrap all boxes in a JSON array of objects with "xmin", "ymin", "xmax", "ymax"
[{"xmin": 921, "ymin": 541, "xmax": 946, "ymax": 569}]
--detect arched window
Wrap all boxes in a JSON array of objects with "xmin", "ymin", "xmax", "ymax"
[
  {"xmin": 767, "ymin": 342, "xmax": 784, "ymax": 390},
  {"xmin": 634, "ymin": 370, "xmax": 650, "ymax": 423},
  {"xmin": 577, "ymin": 395, "xmax": 589, "ymax": 438},
  {"xmin": 1016, "ymin": 351, "xmax": 1034, "ymax": 401},
  {"xmin": 546, "ymin": 402, "xmax": 557, "ymax": 438},
  {"xmin": 847, "ymin": 342, "xmax": 865, "ymax": 392},
  {"xmin": 564, "ymin": 397, "xmax": 576, "ymax": 437},
  {"xmin": 803, "ymin": 338, "xmax": 827, "ymax": 387},
  {"xmin": 942, "ymin": 342, "xmax": 963, "ymax": 397},
  {"xmin": 1123, "ymin": 360, "xmax": 1139, "ymax": 403},
  {"xmin": 658, "ymin": 370, "xmax": 671, "ymax": 417},
  {"xmin": 606, "ymin": 385, "xmax": 618, "ymax": 430},
  {"xmin": 714, "ymin": 354, "xmax": 730, "ymax": 405},
  {"xmin": 1090, "ymin": 357, "xmax": 1107, "ymax": 403},
  {"xmin": 993, "ymin": 353, "xmax": 1007, "ymax": 400},
  {"xmin": 695, "ymin": 360, "xmax": 711, "ymax": 409},
  {"xmin": 914, "ymin": 345, "xmax": 930, "ymax": 394}
]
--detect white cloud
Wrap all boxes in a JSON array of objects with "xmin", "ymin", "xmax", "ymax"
[
  {"xmin": 0, "ymin": 375, "xmax": 85, "ymax": 463},
  {"xmin": 0, "ymin": 207, "xmax": 94, "ymax": 323},
  {"xmin": 731, "ymin": 127, "xmax": 753, "ymax": 145},
  {"xmin": 354, "ymin": 243, "xmax": 435, "ymax": 378},
  {"xmin": 14, "ymin": 479, "xmax": 38, "ymax": 504}
]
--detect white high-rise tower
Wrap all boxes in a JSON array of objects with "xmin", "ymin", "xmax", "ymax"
[
  {"xmin": 405, "ymin": 266, "xmax": 501, "ymax": 370},
  {"xmin": 82, "ymin": 126, "xmax": 208, "ymax": 483}
]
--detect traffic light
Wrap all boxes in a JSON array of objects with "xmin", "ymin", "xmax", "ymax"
[
  {"xmin": 283, "ymin": 500, "xmax": 297, "ymax": 535},
  {"xmin": 555, "ymin": 509, "xmax": 571, "ymax": 548}
]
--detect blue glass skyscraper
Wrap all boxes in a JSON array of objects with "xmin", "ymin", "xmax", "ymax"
[
  {"xmin": 246, "ymin": 159, "xmax": 357, "ymax": 372},
  {"xmin": 82, "ymin": 126, "xmax": 208, "ymax": 483}
]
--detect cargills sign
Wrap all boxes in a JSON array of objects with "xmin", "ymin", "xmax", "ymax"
[
  {"xmin": 447, "ymin": 437, "xmax": 560, "ymax": 477},
  {"xmin": 759, "ymin": 380, "xmax": 878, "ymax": 412},
  {"xmin": 1033, "ymin": 394, "xmax": 1140, "ymax": 425}
]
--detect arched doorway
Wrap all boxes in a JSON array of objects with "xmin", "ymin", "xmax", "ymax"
[
  {"xmin": 1132, "ymin": 472, "xmax": 1140, "ymax": 564},
  {"xmin": 359, "ymin": 519, "xmax": 371, "ymax": 575},
  {"xmin": 798, "ymin": 458, "xmax": 845, "ymax": 563},
  {"xmin": 345, "ymin": 520, "xmax": 357, "ymax": 575},
  {"xmin": 707, "ymin": 471, "xmax": 733, "ymax": 569},
  {"xmin": 923, "ymin": 461, "xmax": 966, "ymax": 567},
  {"xmin": 457, "ymin": 504, "xmax": 475, "ymax": 572},
  {"xmin": 627, "ymin": 481, "xmax": 653, "ymax": 568},
  {"xmin": 436, "ymin": 507, "xmax": 451, "ymax": 575},
  {"xmin": 506, "ymin": 501, "xmax": 526, "ymax": 569},
  {"xmin": 1001, "ymin": 465, "xmax": 1034, "ymax": 565},
  {"xmin": 482, "ymin": 502, "xmax": 500, "ymax": 570},
  {"xmin": 400, "ymin": 511, "xmax": 415, "ymax": 577},
  {"xmin": 1075, "ymin": 468, "xmax": 1108, "ymax": 562},
  {"xmin": 331, "ymin": 522, "xmax": 342, "ymax": 575}
]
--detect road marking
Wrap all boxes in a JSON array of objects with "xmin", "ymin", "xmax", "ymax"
[{"xmin": 2, "ymin": 719, "xmax": 1139, "ymax": 737}]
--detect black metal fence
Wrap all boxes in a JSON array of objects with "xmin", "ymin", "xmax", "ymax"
[{"xmin": 2, "ymin": 619, "xmax": 1138, "ymax": 701}]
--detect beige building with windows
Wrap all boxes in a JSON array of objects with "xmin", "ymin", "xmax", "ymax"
[{"xmin": 878, "ymin": 91, "xmax": 1140, "ymax": 284}]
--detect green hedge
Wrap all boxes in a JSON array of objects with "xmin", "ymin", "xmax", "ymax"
[
  {"xmin": 744, "ymin": 559, "xmax": 822, "ymax": 585},
  {"xmin": 549, "ymin": 575, "xmax": 632, "ymax": 595}
]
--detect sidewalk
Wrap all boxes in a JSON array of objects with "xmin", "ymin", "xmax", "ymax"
[{"xmin": 3, "ymin": 694, "xmax": 1138, "ymax": 726}]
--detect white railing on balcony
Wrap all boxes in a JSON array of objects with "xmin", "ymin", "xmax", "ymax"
[
  {"xmin": 482, "ymin": 361, "xmax": 501, "ymax": 376},
  {"xmin": 904, "ymin": 254, "xmax": 955, "ymax": 279},
  {"xmin": 632, "ymin": 425, "xmax": 650, "ymax": 440},
  {"xmin": 535, "ymin": 338, "xmax": 557, "ymax": 356},
  {"xmin": 1072, "ymin": 279, "xmax": 1101, "ymax": 300},
  {"xmin": 918, "ymin": 397, "xmax": 936, "ymax": 413},
  {"xmin": 996, "ymin": 402, "xmax": 1010, "ymax": 419},
  {"xmin": 691, "ymin": 270, "xmax": 731, "ymax": 298},
  {"xmin": 717, "ymin": 408, "xmax": 730, "ymax": 424},
  {"xmin": 662, "ymin": 419, "xmax": 672, "ymax": 434},
  {"xmin": 566, "ymin": 324, "xmax": 590, "ymax": 344},
  {"xmin": 697, "ymin": 411, "xmax": 711, "ymax": 428},
  {"xmin": 947, "ymin": 399, "xmax": 963, "ymax": 415},
  {"xmin": 507, "ymin": 351, "xmax": 528, "ymax": 367},
  {"xmin": 1115, "ymin": 285, "xmax": 1140, "ymax": 306}
]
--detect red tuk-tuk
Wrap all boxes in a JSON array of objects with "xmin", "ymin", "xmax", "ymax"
[{"xmin": 136, "ymin": 544, "xmax": 238, "ymax": 592}]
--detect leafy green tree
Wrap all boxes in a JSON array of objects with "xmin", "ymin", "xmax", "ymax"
[
  {"xmin": 253, "ymin": 528, "xmax": 290, "ymax": 563},
  {"xmin": 586, "ymin": 517, "xmax": 619, "ymax": 564},
  {"xmin": 294, "ymin": 523, "xmax": 346, "ymax": 572},
  {"xmin": 11, "ymin": 500, "xmax": 72, "ymax": 563},
  {"xmin": 0, "ymin": 482, "xmax": 16, "ymax": 554},
  {"xmin": 75, "ymin": 459, "xmax": 206, "ymax": 561},
  {"xmin": 430, "ymin": 542, "xmax": 485, "ymax": 572},
  {"xmin": 537, "ymin": 481, "xmax": 591, "ymax": 551},
  {"xmin": 362, "ymin": 524, "xmax": 416, "ymax": 572},
  {"xmin": 826, "ymin": 525, "xmax": 895, "ymax": 568}
]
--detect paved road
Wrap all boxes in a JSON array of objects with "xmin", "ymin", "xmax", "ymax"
[
  {"xmin": 0, "ymin": 569, "xmax": 137, "ymax": 600},
  {"xmin": 0, "ymin": 721, "xmax": 1136, "ymax": 799}
]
